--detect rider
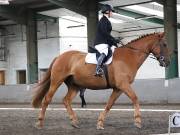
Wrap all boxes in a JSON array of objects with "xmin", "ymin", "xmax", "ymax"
[{"xmin": 94, "ymin": 4, "xmax": 119, "ymax": 76}]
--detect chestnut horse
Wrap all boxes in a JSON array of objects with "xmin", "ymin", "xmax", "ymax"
[{"xmin": 32, "ymin": 32, "xmax": 170, "ymax": 129}]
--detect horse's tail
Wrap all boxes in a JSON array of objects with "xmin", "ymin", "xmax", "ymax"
[{"xmin": 31, "ymin": 57, "xmax": 57, "ymax": 108}]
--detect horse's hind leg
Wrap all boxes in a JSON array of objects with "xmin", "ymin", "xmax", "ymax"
[
  {"xmin": 97, "ymin": 89, "xmax": 122, "ymax": 129},
  {"xmin": 36, "ymin": 79, "xmax": 62, "ymax": 129},
  {"xmin": 63, "ymin": 86, "xmax": 79, "ymax": 128}
]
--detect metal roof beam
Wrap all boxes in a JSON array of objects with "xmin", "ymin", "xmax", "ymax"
[
  {"xmin": 0, "ymin": 5, "xmax": 26, "ymax": 24},
  {"xmin": 36, "ymin": 14, "xmax": 58, "ymax": 23},
  {"xmin": 47, "ymin": 0, "xmax": 87, "ymax": 16},
  {"xmin": 35, "ymin": 5, "xmax": 60, "ymax": 12},
  {"xmin": 116, "ymin": 0, "xmax": 154, "ymax": 8},
  {"xmin": 155, "ymin": 0, "xmax": 164, "ymax": 5},
  {"xmin": 114, "ymin": 7, "xmax": 180, "ymax": 29}
]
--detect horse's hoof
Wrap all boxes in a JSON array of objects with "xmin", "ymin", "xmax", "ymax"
[
  {"xmin": 97, "ymin": 120, "xmax": 104, "ymax": 130},
  {"xmin": 71, "ymin": 121, "xmax": 80, "ymax": 129},
  {"xmin": 97, "ymin": 122, "xmax": 104, "ymax": 130},
  {"xmin": 35, "ymin": 122, "xmax": 43, "ymax": 129},
  {"xmin": 97, "ymin": 125, "xmax": 104, "ymax": 130},
  {"xmin": 134, "ymin": 122, "xmax": 142, "ymax": 129}
]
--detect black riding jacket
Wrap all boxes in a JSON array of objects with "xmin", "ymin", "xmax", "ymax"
[{"xmin": 94, "ymin": 15, "xmax": 117, "ymax": 47}]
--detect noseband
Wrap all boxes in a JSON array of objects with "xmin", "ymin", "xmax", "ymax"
[{"xmin": 151, "ymin": 39, "xmax": 168, "ymax": 67}]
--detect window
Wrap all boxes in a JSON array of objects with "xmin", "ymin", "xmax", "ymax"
[
  {"xmin": 0, "ymin": 70, "xmax": 5, "ymax": 85},
  {"xmin": 17, "ymin": 70, "xmax": 26, "ymax": 84}
]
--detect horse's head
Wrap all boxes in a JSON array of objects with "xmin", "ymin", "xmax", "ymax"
[{"xmin": 150, "ymin": 33, "xmax": 170, "ymax": 67}]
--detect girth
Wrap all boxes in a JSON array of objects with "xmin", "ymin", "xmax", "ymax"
[{"xmin": 102, "ymin": 65, "xmax": 110, "ymax": 88}]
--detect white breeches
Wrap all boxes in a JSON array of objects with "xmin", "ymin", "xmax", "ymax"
[{"xmin": 95, "ymin": 44, "xmax": 109, "ymax": 56}]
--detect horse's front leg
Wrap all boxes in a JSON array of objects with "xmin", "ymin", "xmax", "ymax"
[
  {"xmin": 97, "ymin": 89, "xmax": 122, "ymax": 129},
  {"xmin": 118, "ymin": 83, "xmax": 141, "ymax": 128},
  {"xmin": 63, "ymin": 87, "xmax": 79, "ymax": 128},
  {"xmin": 79, "ymin": 88, "xmax": 86, "ymax": 108}
]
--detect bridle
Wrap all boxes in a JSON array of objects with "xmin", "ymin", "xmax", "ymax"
[
  {"xmin": 150, "ymin": 38, "xmax": 167, "ymax": 67},
  {"xmin": 122, "ymin": 37, "xmax": 168, "ymax": 66}
]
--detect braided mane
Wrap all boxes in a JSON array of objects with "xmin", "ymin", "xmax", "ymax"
[{"xmin": 126, "ymin": 32, "xmax": 159, "ymax": 46}]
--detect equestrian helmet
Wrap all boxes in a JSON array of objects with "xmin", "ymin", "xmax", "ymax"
[{"xmin": 101, "ymin": 4, "xmax": 115, "ymax": 13}]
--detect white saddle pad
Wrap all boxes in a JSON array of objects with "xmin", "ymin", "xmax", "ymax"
[{"xmin": 85, "ymin": 46, "xmax": 116, "ymax": 65}]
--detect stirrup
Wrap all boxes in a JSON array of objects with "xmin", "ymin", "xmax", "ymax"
[{"xmin": 95, "ymin": 68, "xmax": 104, "ymax": 77}]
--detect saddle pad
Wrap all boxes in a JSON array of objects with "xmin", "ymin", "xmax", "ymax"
[{"xmin": 85, "ymin": 46, "xmax": 116, "ymax": 65}]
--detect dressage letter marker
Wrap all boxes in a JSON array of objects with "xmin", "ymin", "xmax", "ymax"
[{"xmin": 168, "ymin": 113, "xmax": 180, "ymax": 135}]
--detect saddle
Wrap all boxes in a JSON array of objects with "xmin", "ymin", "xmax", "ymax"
[
  {"xmin": 85, "ymin": 46, "xmax": 116, "ymax": 87},
  {"xmin": 85, "ymin": 46, "xmax": 116, "ymax": 65}
]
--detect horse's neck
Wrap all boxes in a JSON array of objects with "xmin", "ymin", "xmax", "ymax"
[
  {"xmin": 128, "ymin": 36, "xmax": 155, "ymax": 53},
  {"xmin": 126, "ymin": 36, "xmax": 157, "ymax": 69}
]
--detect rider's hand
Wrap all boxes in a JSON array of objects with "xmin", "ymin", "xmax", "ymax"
[{"xmin": 115, "ymin": 39, "xmax": 120, "ymax": 44}]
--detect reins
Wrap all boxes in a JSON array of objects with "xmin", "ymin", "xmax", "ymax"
[
  {"xmin": 123, "ymin": 45, "xmax": 149, "ymax": 55},
  {"xmin": 120, "ymin": 44, "xmax": 157, "ymax": 60},
  {"xmin": 119, "ymin": 37, "xmax": 162, "ymax": 61}
]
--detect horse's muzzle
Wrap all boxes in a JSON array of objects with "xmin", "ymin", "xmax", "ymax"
[
  {"xmin": 159, "ymin": 56, "xmax": 170, "ymax": 67},
  {"xmin": 159, "ymin": 61, "xmax": 168, "ymax": 67}
]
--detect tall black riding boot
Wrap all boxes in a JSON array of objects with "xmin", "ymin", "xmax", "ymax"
[{"xmin": 95, "ymin": 53, "xmax": 106, "ymax": 76}]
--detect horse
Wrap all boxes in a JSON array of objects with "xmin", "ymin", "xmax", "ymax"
[
  {"xmin": 32, "ymin": 32, "xmax": 170, "ymax": 130},
  {"xmin": 79, "ymin": 88, "xmax": 86, "ymax": 108}
]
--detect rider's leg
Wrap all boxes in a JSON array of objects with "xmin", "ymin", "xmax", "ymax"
[
  {"xmin": 95, "ymin": 53, "xmax": 106, "ymax": 76},
  {"xmin": 94, "ymin": 44, "xmax": 108, "ymax": 76}
]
